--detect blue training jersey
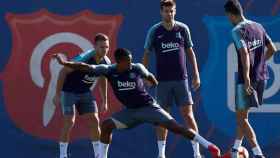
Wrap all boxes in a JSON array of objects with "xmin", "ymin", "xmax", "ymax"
[
  {"xmin": 231, "ymin": 19, "xmax": 272, "ymax": 83},
  {"xmin": 62, "ymin": 49, "xmax": 111, "ymax": 93},
  {"xmin": 90, "ymin": 63, "xmax": 155, "ymax": 108},
  {"xmin": 144, "ymin": 21, "xmax": 193, "ymax": 81}
]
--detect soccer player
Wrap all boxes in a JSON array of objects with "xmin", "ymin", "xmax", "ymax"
[
  {"xmin": 142, "ymin": 0, "xmax": 202, "ymax": 157},
  {"xmin": 224, "ymin": 1, "xmax": 277, "ymax": 158},
  {"xmin": 53, "ymin": 33, "xmax": 111, "ymax": 158},
  {"xmin": 53, "ymin": 48, "xmax": 221, "ymax": 158}
]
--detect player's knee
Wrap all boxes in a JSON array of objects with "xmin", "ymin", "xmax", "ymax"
[
  {"xmin": 101, "ymin": 119, "xmax": 115, "ymax": 133},
  {"xmin": 236, "ymin": 117, "xmax": 249, "ymax": 126},
  {"xmin": 88, "ymin": 114, "xmax": 100, "ymax": 126},
  {"xmin": 63, "ymin": 119, "xmax": 75, "ymax": 129}
]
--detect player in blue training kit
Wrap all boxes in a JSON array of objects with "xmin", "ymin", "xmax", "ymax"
[
  {"xmin": 53, "ymin": 48, "xmax": 221, "ymax": 158},
  {"xmin": 53, "ymin": 33, "xmax": 111, "ymax": 158},
  {"xmin": 224, "ymin": 1, "xmax": 277, "ymax": 158},
  {"xmin": 143, "ymin": 1, "xmax": 202, "ymax": 157}
]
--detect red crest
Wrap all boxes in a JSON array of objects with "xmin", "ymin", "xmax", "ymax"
[{"xmin": 2, "ymin": 9, "xmax": 123, "ymax": 140}]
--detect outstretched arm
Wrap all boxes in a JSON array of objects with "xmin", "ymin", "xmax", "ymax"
[{"xmin": 53, "ymin": 54, "xmax": 94, "ymax": 72}]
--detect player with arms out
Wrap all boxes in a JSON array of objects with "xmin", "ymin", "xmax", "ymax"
[
  {"xmin": 224, "ymin": 1, "xmax": 277, "ymax": 158},
  {"xmin": 53, "ymin": 48, "xmax": 221, "ymax": 158},
  {"xmin": 53, "ymin": 33, "xmax": 111, "ymax": 158}
]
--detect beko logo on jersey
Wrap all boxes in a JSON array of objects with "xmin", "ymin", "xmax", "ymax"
[
  {"xmin": 161, "ymin": 42, "xmax": 179, "ymax": 49},
  {"xmin": 161, "ymin": 42, "xmax": 180, "ymax": 53},
  {"xmin": 248, "ymin": 39, "xmax": 263, "ymax": 51},
  {"xmin": 117, "ymin": 81, "xmax": 136, "ymax": 91},
  {"xmin": 82, "ymin": 75, "xmax": 96, "ymax": 83}
]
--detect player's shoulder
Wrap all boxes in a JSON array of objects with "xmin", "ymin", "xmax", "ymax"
[
  {"xmin": 175, "ymin": 21, "xmax": 190, "ymax": 30},
  {"xmin": 101, "ymin": 55, "xmax": 111, "ymax": 65},
  {"xmin": 149, "ymin": 22, "xmax": 162, "ymax": 32},
  {"xmin": 232, "ymin": 19, "xmax": 253, "ymax": 33},
  {"xmin": 80, "ymin": 49, "xmax": 95, "ymax": 57},
  {"xmin": 250, "ymin": 20, "xmax": 265, "ymax": 31},
  {"xmin": 132, "ymin": 63, "xmax": 146, "ymax": 71}
]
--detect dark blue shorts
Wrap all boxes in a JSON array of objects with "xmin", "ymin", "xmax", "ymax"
[
  {"xmin": 235, "ymin": 80, "xmax": 266, "ymax": 110},
  {"xmin": 110, "ymin": 104, "xmax": 174, "ymax": 129},
  {"xmin": 60, "ymin": 91, "xmax": 97, "ymax": 115},
  {"xmin": 156, "ymin": 79, "xmax": 193, "ymax": 109}
]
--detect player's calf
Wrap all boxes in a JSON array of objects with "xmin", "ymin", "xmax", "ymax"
[{"xmin": 160, "ymin": 120, "xmax": 221, "ymax": 158}]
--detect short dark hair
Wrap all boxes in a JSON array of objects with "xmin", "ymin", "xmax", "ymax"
[
  {"xmin": 160, "ymin": 0, "xmax": 176, "ymax": 10},
  {"xmin": 94, "ymin": 33, "xmax": 109, "ymax": 43},
  {"xmin": 114, "ymin": 48, "xmax": 131, "ymax": 63},
  {"xmin": 224, "ymin": 0, "xmax": 243, "ymax": 16}
]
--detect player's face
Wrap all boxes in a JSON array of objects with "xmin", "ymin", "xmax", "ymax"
[
  {"xmin": 160, "ymin": 6, "xmax": 176, "ymax": 23},
  {"xmin": 226, "ymin": 13, "xmax": 237, "ymax": 25},
  {"xmin": 119, "ymin": 54, "xmax": 132, "ymax": 71},
  {"xmin": 95, "ymin": 40, "xmax": 109, "ymax": 57}
]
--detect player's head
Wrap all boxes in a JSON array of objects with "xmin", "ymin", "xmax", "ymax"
[
  {"xmin": 160, "ymin": 0, "xmax": 176, "ymax": 23},
  {"xmin": 94, "ymin": 33, "xmax": 109, "ymax": 57},
  {"xmin": 224, "ymin": 0, "xmax": 244, "ymax": 25},
  {"xmin": 114, "ymin": 48, "xmax": 132, "ymax": 71}
]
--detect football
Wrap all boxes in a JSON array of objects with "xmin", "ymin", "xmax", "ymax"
[{"xmin": 222, "ymin": 146, "xmax": 249, "ymax": 158}]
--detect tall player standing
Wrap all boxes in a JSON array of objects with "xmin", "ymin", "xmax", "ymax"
[
  {"xmin": 53, "ymin": 33, "xmax": 111, "ymax": 158},
  {"xmin": 143, "ymin": 0, "xmax": 202, "ymax": 158},
  {"xmin": 224, "ymin": 1, "xmax": 277, "ymax": 158}
]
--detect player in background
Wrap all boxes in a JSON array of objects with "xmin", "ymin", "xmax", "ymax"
[
  {"xmin": 224, "ymin": 1, "xmax": 277, "ymax": 158},
  {"xmin": 143, "ymin": 0, "xmax": 202, "ymax": 157},
  {"xmin": 53, "ymin": 33, "xmax": 111, "ymax": 158},
  {"xmin": 53, "ymin": 48, "xmax": 221, "ymax": 158}
]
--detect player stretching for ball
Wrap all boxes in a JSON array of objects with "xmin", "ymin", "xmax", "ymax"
[
  {"xmin": 53, "ymin": 48, "xmax": 221, "ymax": 158},
  {"xmin": 53, "ymin": 33, "xmax": 111, "ymax": 158},
  {"xmin": 224, "ymin": 1, "xmax": 277, "ymax": 158},
  {"xmin": 143, "ymin": 0, "xmax": 202, "ymax": 157}
]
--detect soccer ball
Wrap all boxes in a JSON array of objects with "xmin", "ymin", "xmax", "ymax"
[
  {"xmin": 222, "ymin": 146, "xmax": 249, "ymax": 158},
  {"xmin": 238, "ymin": 146, "xmax": 249, "ymax": 158}
]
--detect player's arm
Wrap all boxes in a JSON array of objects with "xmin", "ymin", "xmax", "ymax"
[
  {"xmin": 184, "ymin": 25, "xmax": 200, "ymax": 91},
  {"xmin": 232, "ymin": 29, "xmax": 253, "ymax": 95},
  {"xmin": 53, "ymin": 66, "xmax": 72, "ymax": 106},
  {"xmin": 53, "ymin": 54, "xmax": 94, "ymax": 72},
  {"xmin": 142, "ymin": 26, "xmax": 155, "ymax": 67},
  {"xmin": 142, "ymin": 49, "xmax": 150, "ymax": 67},
  {"xmin": 98, "ymin": 76, "xmax": 108, "ymax": 112},
  {"xmin": 185, "ymin": 47, "xmax": 200, "ymax": 91},
  {"xmin": 137, "ymin": 63, "xmax": 158, "ymax": 86},
  {"xmin": 145, "ymin": 73, "xmax": 158, "ymax": 86},
  {"xmin": 239, "ymin": 47, "xmax": 253, "ymax": 95},
  {"xmin": 264, "ymin": 34, "xmax": 277, "ymax": 60}
]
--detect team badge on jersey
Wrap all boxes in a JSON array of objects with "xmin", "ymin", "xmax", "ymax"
[
  {"xmin": 176, "ymin": 32, "xmax": 182, "ymax": 39},
  {"xmin": 129, "ymin": 72, "xmax": 136, "ymax": 79},
  {"xmin": 1, "ymin": 9, "xmax": 122, "ymax": 140}
]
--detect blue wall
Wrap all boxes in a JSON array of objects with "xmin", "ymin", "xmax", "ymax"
[{"xmin": 0, "ymin": 0, "xmax": 280, "ymax": 158}]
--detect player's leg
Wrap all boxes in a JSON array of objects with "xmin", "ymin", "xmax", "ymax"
[
  {"xmin": 78, "ymin": 92, "xmax": 100, "ymax": 158},
  {"xmin": 99, "ymin": 108, "xmax": 141, "ymax": 158},
  {"xmin": 174, "ymin": 79, "xmax": 201, "ymax": 157},
  {"xmin": 155, "ymin": 81, "xmax": 173, "ymax": 158},
  {"xmin": 234, "ymin": 81, "xmax": 265, "ymax": 158},
  {"xmin": 59, "ymin": 92, "xmax": 77, "ymax": 158},
  {"xmin": 180, "ymin": 106, "xmax": 201, "ymax": 157},
  {"xmin": 137, "ymin": 104, "xmax": 221, "ymax": 158}
]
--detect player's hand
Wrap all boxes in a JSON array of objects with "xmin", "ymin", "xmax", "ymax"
[
  {"xmin": 52, "ymin": 54, "xmax": 66, "ymax": 65},
  {"xmin": 53, "ymin": 94, "xmax": 61, "ymax": 107},
  {"xmin": 244, "ymin": 80, "xmax": 253, "ymax": 95},
  {"xmin": 99, "ymin": 101, "xmax": 108, "ymax": 113},
  {"xmin": 192, "ymin": 76, "xmax": 201, "ymax": 91}
]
